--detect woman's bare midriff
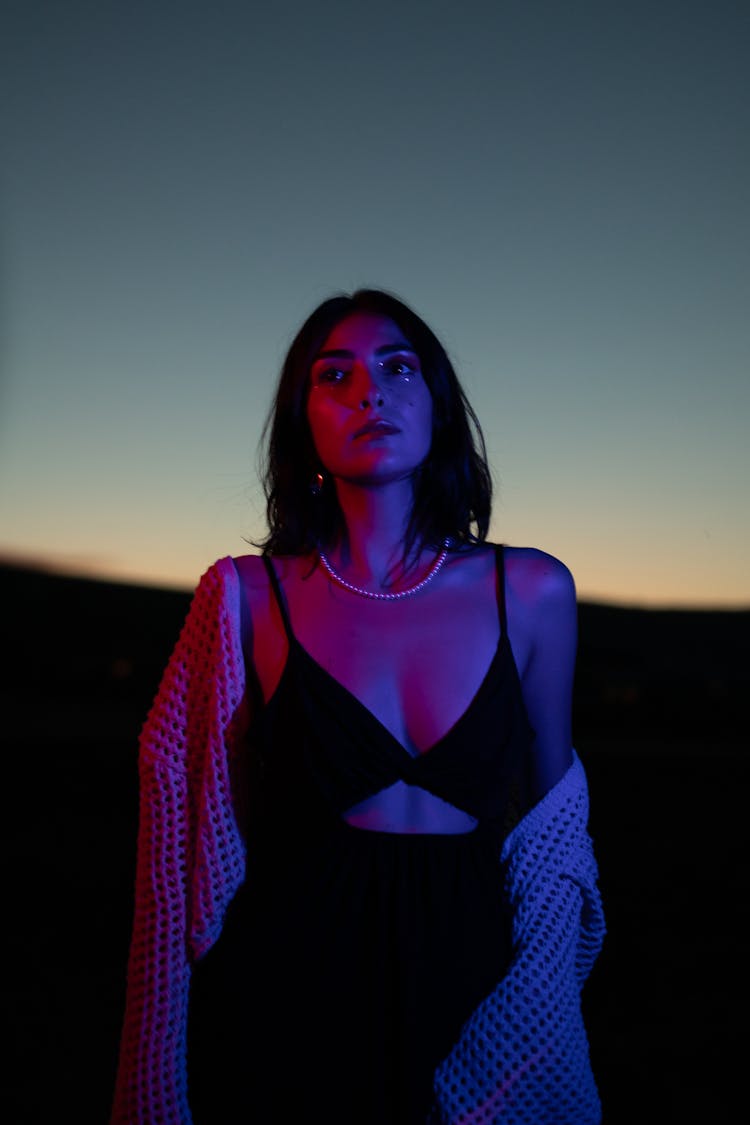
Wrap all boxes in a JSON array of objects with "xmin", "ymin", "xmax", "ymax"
[{"xmin": 341, "ymin": 780, "xmax": 479, "ymax": 835}]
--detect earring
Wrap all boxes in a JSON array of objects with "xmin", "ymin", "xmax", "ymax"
[{"xmin": 310, "ymin": 471, "xmax": 324, "ymax": 496}]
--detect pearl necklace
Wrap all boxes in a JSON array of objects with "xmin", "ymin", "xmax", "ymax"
[{"xmin": 318, "ymin": 540, "xmax": 450, "ymax": 601}]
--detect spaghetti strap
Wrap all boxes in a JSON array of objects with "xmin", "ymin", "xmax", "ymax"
[
  {"xmin": 495, "ymin": 544, "xmax": 508, "ymax": 638},
  {"xmin": 261, "ymin": 555, "xmax": 295, "ymax": 642}
]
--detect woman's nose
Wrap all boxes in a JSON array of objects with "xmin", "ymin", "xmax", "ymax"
[
  {"xmin": 356, "ymin": 364, "xmax": 385, "ymax": 409},
  {"xmin": 359, "ymin": 388, "xmax": 385, "ymax": 409}
]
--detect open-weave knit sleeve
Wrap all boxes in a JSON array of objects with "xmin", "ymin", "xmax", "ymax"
[
  {"xmin": 432, "ymin": 752, "xmax": 605, "ymax": 1125},
  {"xmin": 111, "ymin": 558, "xmax": 248, "ymax": 1125}
]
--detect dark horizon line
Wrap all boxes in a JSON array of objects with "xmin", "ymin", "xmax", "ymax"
[{"xmin": 1, "ymin": 556, "xmax": 748, "ymax": 616}]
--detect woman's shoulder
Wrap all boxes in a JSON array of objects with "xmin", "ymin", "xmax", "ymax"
[
  {"xmin": 229, "ymin": 552, "xmax": 312, "ymax": 673},
  {"xmin": 499, "ymin": 546, "xmax": 577, "ymax": 658},
  {"xmin": 230, "ymin": 551, "xmax": 267, "ymax": 586},
  {"xmin": 229, "ymin": 553, "xmax": 316, "ymax": 628},
  {"xmin": 231, "ymin": 551, "xmax": 310, "ymax": 587},
  {"xmin": 501, "ymin": 544, "xmax": 576, "ymax": 609}
]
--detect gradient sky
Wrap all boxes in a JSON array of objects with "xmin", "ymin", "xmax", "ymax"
[{"xmin": 2, "ymin": 0, "xmax": 748, "ymax": 606}]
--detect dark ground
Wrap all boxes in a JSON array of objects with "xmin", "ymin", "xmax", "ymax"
[{"xmin": 2, "ymin": 563, "xmax": 748, "ymax": 1124}]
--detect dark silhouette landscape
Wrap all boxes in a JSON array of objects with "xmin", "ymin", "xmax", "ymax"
[{"xmin": 3, "ymin": 562, "xmax": 747, "ymax": 1124}]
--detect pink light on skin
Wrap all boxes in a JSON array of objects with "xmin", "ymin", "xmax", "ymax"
[{"xmin": 306, "ymin": 311, "xmax": 433, "ymax": 490}]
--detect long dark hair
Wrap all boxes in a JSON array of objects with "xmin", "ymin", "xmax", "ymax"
[{"xmin": 258, "ymin": 288, "xmax": 492, "ymax": 561}]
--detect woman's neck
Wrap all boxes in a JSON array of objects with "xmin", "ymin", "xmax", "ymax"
[{"xmin": 328, "ymin": 478, "xmax": 420, "ymax": 585}]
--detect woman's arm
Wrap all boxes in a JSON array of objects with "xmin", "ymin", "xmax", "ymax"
[
  {"xmin": 111, "ymin": 558, "xmax": 249, "ymax": 1124},
  {"xmin": 505, "ymin": 547, "xmax": 578, "ymax": 803}
]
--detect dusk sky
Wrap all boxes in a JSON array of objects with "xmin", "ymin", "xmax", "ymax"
[{"xmin": 2, "ymin": 0, "xmax": 748, "ymax": 607}]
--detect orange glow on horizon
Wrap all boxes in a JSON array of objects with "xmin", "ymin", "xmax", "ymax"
[{"xmin": 1, "ymin": 546, "xmax": 747, "ymax": 612}]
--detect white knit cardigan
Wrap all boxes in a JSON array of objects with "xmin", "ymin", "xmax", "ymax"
[
  {"xmin": 111, "ymin": 557, "xmax": 605, "ymax": 1124},
  {"xmin": 432, "ymin": 749, "xmax": 605, "ymax": 1123}
]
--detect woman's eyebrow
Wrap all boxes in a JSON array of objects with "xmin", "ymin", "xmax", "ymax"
[
  {"xmin": 314, "ymin": 348, "xmax": 354, "ymax": 361},
  {"xmin": 314, "ymin": 342, "xmax": 414, "ymax": 361},
  {"xmin": 375, "ymin": 343, "xmax": 414, "ymax": 356}
]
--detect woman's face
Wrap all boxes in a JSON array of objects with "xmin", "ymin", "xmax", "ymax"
[{"xmin": 306, "ymin": 311, "xmax": 433, "ymax": 487}]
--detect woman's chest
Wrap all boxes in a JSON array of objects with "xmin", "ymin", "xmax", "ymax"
[{"xmin": 257, "ymin": 587, "xmax": 504, "ymax": 756}]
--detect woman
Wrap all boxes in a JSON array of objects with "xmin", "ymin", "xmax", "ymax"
[{"xmin": 111, "ymin": 290, "xmax": 604, "ymax": 1124}]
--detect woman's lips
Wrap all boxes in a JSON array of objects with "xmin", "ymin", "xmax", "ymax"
[{"xmin": 353, "ymin": 419, "xmax": 401, "ymax": 439}]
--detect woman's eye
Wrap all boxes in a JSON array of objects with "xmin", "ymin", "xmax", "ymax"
[
  {"xmin": 382, "ymin": 357, "xmax": 418, "ymax": 378},
  {"xmin": 316, "ymin": 366, "xmax": 349, "ymax": 384}
]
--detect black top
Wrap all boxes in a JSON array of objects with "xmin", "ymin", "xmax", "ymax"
[
  {"xmin": 188, "ymin": 544, "xmax": 536, "ymax": 1125},
  {"xmin": 254, "ymin": 543, "xmax": 535, "ymax": 832}
]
